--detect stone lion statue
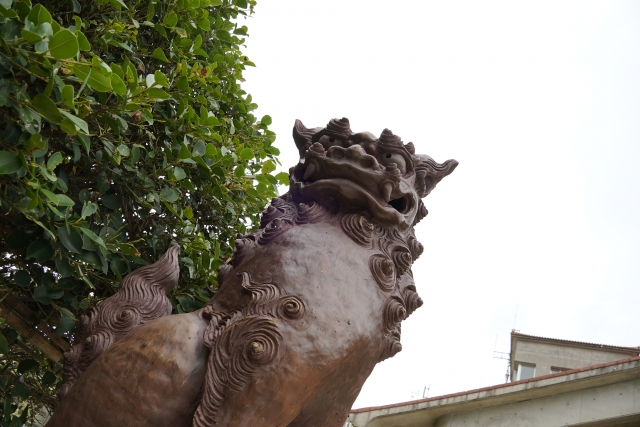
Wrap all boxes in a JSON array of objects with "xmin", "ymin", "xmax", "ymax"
[{"xmin": 47, "ymin": 118, "xmax": 457, "ymax": 427}]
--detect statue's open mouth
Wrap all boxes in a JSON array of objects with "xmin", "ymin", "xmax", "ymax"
[
  {"xmin": 388, "ymin": 194, "xmax": 413, "ymax": 215},
  {"xmin": 289, "ymin": 143, "xmax": 418, "ymax": 228}
]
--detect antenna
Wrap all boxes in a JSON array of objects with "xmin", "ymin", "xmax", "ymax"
[
  {"xmin": 422, "ymin": 384, "xmax": 431, "ymax": 399},
  {"xmin": 513, "ymin": 304, "xmax": 518, "ymax": 330},
  {"xmin": 493, "ymin": 327, "xmax": 511, "ymax": 383},
  {"xmin": 411, "ymin": 384, "xmax": 431, "ymax": 400}
]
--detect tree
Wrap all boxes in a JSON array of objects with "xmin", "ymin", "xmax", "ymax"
[{"xmin": 0, "ymin": 0, "xmax": 285, "ymax": 423}]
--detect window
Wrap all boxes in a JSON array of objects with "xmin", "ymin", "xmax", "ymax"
[
  {"xmin": 550, "ymin": 367, "xmax": 569, "ymax": 374},
  {"xmin": 516, "ymin": 363, "xmax": 536, "ymax": 380}
]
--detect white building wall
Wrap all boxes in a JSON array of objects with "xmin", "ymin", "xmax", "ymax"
[{"xmin": 434, "ymin": 378, "xmax": 640, "ymax": 427}]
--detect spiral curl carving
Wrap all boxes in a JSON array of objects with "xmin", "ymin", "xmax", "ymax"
[
  {"xmin": 295, "ymin": 201, "xmax": 330, "ymax": 225},
  {"xmin": 369, "ymin": 255, "xmax": 396, "ymax": 292},
  {"xmin": 258, "ymin": 218, "xmax": 294, "ymax": 245},
  {"xmin": 391, "ymin": 248, "xmax": 412, "ymax": 278},
  {"xmin": 278, "ymin": 297, "xmax": 305, "ymax": 320},
  {"xmin": 341, "ymin": 213, "xmax": 374, "ymax": 247},
  {"xmin": 382, "ymin": 296, "xmax": 407, "ymax": 334},
  {"xmin": 231, "ymin": 235, "xmax": 257, "ymax": 267},
  {"xmin": 379, "ymin": 297, "xmax": 406, "ymax": 362},
  {"xmin": 78, "ymin": 330, "xmax": 113, "ymax": 372},
  {"xmin": 57, "ymin": 246, "xmax": 180, "ymax": 400},
  {"xmin": 259, "ymin": 205, "xmax": 287, "ymax": 228},
  {"xmin": 402, "ymin": 287, "xmax": 423, "ymax": 318},
  {"xmin": 99, "ymin": 303, "xmax": 142, "ymax": 335},
  {"xmin": 408, "ymin": 234, "xmax": 424, "ymax": 261},
  {"xmin": 380, "ymin": 330, "xmax": 403, "ymax": 362},
  {"xmin": 195, "ymin": 272, "xmax": 306, "ymax": 427}
]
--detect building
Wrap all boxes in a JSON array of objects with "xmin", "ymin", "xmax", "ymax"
[
  {"xmin": 348, "ymin": 332, "xmax": 640, "ymax": 427},
  {"xmin": 510, "ymin": 331, "xmax": 639, "ymax": 382}
]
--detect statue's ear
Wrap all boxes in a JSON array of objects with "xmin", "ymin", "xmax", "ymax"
[
  {"xmin": 414, "ymin": 156, "xmax": 458, "ymax": 198},
  {"xmin": 292, "ymin": 120, "xmax": 316, "ymax": 158}
]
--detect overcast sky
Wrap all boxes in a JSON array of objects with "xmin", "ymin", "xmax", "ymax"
[{"xmin": 240, "ymin": 0, "xmax": 640, "ymax": 408}]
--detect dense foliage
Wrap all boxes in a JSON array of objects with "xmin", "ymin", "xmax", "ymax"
[{"xmin": 0, "ymin": 0, "xmax": 285, "ymax": 423}]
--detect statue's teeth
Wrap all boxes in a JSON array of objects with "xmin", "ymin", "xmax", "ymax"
[
  {"xmin": 381, "ymin": 182, "xmax": 393, "ymax": 203},
  {"xmin": 310, "ymin": 142, "xmax": 325, "ymax": 155},
  {"xmin": 303, "ymin": 163, "xmax": 317, "ymax": 180}
]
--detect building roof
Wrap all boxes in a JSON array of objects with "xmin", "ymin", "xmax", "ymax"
[
  {"xmin": 349, "ymin": 356, "xmax": 640, "ymax": 427},
  {"xmin": 351, "ymin": 355, "xmax": 640, "ymax": 414},
  {"xmin": 510, "ymin": 330, "xmax": 640, "ymax": 354}
]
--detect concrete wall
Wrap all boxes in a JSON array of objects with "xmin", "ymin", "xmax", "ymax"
[
  {"xmin": 433, "ymin": 378, "xmax": 640, "ymax": 427},
  {"xmin": 512, "ymin": 339, "xmax": 635, "ymax": 380}
]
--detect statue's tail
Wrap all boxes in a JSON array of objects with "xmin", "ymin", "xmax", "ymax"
[{"xmin": 57, "ymin": 246, "xmax": 180, "ymax": 399}]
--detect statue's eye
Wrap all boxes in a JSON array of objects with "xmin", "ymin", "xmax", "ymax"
[
  {"xmin": 380, "ymin": 152, "xmax": 407, "ymax": 174},
  {"xmin": 318, "ymin": 135, "xmax": 342, "ymax": 149}
]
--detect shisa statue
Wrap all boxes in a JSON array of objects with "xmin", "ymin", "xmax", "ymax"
[{"xmin": 47, "ymin": 118, "xmax": 457, "ymax": 427}]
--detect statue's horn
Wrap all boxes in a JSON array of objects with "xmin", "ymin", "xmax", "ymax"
[
  {"xmin": 414, "ymin": 157, "xmax": 458, "ymax": 198},
  {"xmin": 293, "ymin": 119, "xmax": 316, "ymax": 158}
]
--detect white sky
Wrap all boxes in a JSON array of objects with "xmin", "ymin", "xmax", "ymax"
[{"xmin": 240, "ymin": 0, "xmax": 640, "ymax": 408}]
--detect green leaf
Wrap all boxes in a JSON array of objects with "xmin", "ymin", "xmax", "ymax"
[
  {"xmin": 102, "ymin": 194, "xmax": 122, "ymax": 209},
  {"xmin": 110, "ymin": 73, "xmax": 127, "ymax": 95},
  {"xmin": 12, "ymin": 384, "xmax": 31, "ymax": 399},
  {"xmin": 57, "ymin": 194, "xmax": 75, "ymax": 206},
  {"xmin": 21, "ymin": 29, "xmax": 43, "ymax": 43},
  {"xmin": 146, "ymin": 88, "xmax": 170, "ymax": 99},
  {"xmin": 0, "ymin": 332, "xmax": 7, "ymax": 355},
  {"xmin": 81, "ymin": 201, "xmax": 97, "ymax": 218},
  {"xmin": 173, "ymin": 166, "xmax": 186, "ymax": 180},
  {"xmin": 61, "ymin": 85, "xmax": 74, "ymax": 109},
  {"xmin": 276, "ymin": 171, "xmax": 290, "ymax": 185},
  {"xmin": 42, "ymin": 371, "xmax": 57, "ymax": 386},
  {"xmin": 178, "ymin": 296, "xmax": 191, "ymax": 312},
  {"xmin": 261, "ymin": 115, "xmax": 272, "ymax": 126},
  {"xmin": 108, "ymin": 0, "xmax": 128, "ymax": 9},
  {"xmin": 40, "ymin": 188, "xmax": 60, "ymax": 205},
  {"xmin": 77, "ymin": 30, "xmax": 90, "ymax": 50},
  {"xmin": 197, "ymin": 17, "xmax": 210, "ymax": 31},
  {"xmin": 26, "ymin": 239, "xmax": 53, "ymax": 262},
  {"xmin": 47, "ymin": 151, "xmax": 63, "ymax": 170},
  {"xmin": 262, "ymin": 160, "xmax": 276, "ymax": 174},
  {"xmin": 117, "ymin": 144, "xmax": 130, "ymax": 156},
  {"xmin": 72, "ymin": 64, "xmax": 112, "ymax": 92},
  {"xmin": 57, "ymin": 226, "xmax": 83, "ymax": 253},
  {"xmin": 49, "ymin": 29, "xmax": 79, "ymax": 60},
  {"xmin": 60, "ymin": 118, "xmax": 78, "ymax": 135},
  {"xmin": 33, "ymin": 286, "xmax": 51, "ymax": 304},
  {"xmin": 184, "ymin": 206, "xmax": 193, "ymax": 219},
  {"xmin": 57, "ymin": 313, "xmax": 76, "ymax": 334},
  {"xmin": 60, "ymin": 110, "xmax": 89, "ymax": 134},
  {"xmin": 17, "ymin": 359, "xmax": 39, "ymax": 373},
  {"xmin": 77, "ymin": 250, "xmax": 101, "ymax": 268},
  {"xmin": 163, "ymin": 11, "xmax": 178, "ymax": 27},
  {"xmin": 176, "ymin": 76, "xmax": 189, "ymax": 92},
  {"xmin": 239, "ymin": 148, "xmax": 254, "ymax": 161},
  {"xmin": 80, "ymin": 227, "xmax": 107, "ymax": 250},
  {"xmin": 159, "ymin": 187, "xmax": 179, "ymax": 202},
  {"xmin": 192, "ymin": 140, "xmax": 206, "ymax": 157},
  {"xmin": 26, "ymin": 4, "xmax": 52, "ymax": 27},
  {"xmin": 13, "ymin": 270, "xmax": 31, "ymax": 286},
  {"xmin": 152, "ymin": 48, "xmax": 169, "ymax": 62},
  {"xmin": 56, "ymin": 255, "xmax": 74, "ymax": 277},
  {"xmin": 32, "ymin": 94, "xmax": 63, "ymax": 124},
  {"xmin": 0, "ymin": 151, "xmax": 21, "ymax": 174}
]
